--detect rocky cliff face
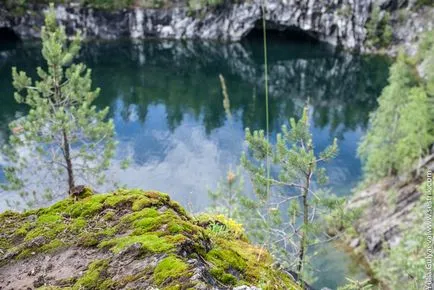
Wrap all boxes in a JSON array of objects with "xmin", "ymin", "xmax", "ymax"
[
  {"xmin": 346, "ymin": 151, "xmax": 434, "ymax": 261},
  {"xmin": 0, "ymin": 0, "xmax": 433, "ymax": 53},
  {"xmin": 0, "ymin": 189, "xmax": 301, "ymax": 289}
]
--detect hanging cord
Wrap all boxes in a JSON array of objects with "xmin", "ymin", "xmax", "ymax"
[{"xmin": 261, "ymin": 2, "xmax": 270, "ymax": 196}]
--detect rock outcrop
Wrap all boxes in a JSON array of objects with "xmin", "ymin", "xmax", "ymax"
[
  {"xmin": 0, "ymin": 0, "xmax": 433, "ymax": 53},
  {"xmin": 0, "ymin": 189, "xmax": 301, "ymax": 289},
  {"xmin": 346, "ymin": 151, "xmax": 434, "ymax": 261}
]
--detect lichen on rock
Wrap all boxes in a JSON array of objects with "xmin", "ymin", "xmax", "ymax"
[{"xmin": 0, "ymin": 189, "xmax": 301, "ymax": 289}]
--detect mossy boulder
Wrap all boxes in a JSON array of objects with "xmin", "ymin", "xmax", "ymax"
[{"xmin": 0, "ymin": 189, "xmax": 301, "ymax": 289}]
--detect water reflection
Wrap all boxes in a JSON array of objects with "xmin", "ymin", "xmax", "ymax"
[{"xmin": 0, "ymin": 39, "xmax": 390, "ymax": 208}]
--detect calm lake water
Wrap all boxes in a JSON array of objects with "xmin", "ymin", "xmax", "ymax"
[{"xmin": 0, "ymin": 38, "xmax": 390, "ymax": 288}]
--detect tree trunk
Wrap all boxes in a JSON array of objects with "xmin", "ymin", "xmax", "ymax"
[
  {"xmin": 62, "ymin": 129, "xmax": 75, "ymax": 193},
  {"xmin": 52, "ymin": 64, "xmax": 75, "ymax": 194},
  {"xmin": 297, "ymin": 168, "xmax": 312, "ymax": 275}
]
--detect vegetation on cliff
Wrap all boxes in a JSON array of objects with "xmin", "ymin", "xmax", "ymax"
[
  {"xmin": 358, "ymin": 31, "xmax": 434, "ymax": 183},
  {"xmin": 348, "ymin": 30, "xmax": 434, "ymax": 289},
  {"xmin": 374, "ymin": 179, "xmax": 433, "ymax": 290},
  {"xmin": 365, "ymin": 4, "xmax": 393, "ymax": 48},
  {"xmin": 0, "ymin": 189, "xmax": 301, "ymax": 289}
]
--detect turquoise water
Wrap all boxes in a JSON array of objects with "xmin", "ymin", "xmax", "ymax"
[{"xmin": 0, "ymin": 38, "xmax": 390, "ymax": 288}]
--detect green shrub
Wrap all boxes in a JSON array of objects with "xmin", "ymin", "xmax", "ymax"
[
  {"xmin": 336, "ymin": 5, "xmax": 352, "ymax": 18},
  {"xmin": 188, "ymin": 0, "xmax": 224, "ymax": 12},
  {"xmin": 81, "ymin": 0, "xmax": 134, "ymax": 10},
  {"xmin": 414, "ymin": 0, "xmax": 434, "ymax": 8},
  {"xmin": 365, "ymin": 5, "xmax": 393, "ymax": 48}
]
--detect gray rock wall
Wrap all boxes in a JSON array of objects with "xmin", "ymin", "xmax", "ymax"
[
  {"xmin": 347, "ymin": 152, "xmax": 434, "ymax": 261},
  {"xmin": 0, "ymin": 1, "xmax": 433, "ymax": 53}
]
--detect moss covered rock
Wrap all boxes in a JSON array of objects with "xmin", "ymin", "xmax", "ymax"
[{"xmin": 0, "ymin": 189, "xmax": 301, "ymax": 289}]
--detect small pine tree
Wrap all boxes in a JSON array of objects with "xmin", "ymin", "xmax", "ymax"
[
  {"xmin": 358, "ymin": 53, "xmax": 415, "ymax": 180},
  {"xmin": 1, "ymin": 6, "xmax": 116, "ymax": 207},
  {"xmin": 240, "ymin": 106, "xmax": 341, "ymax": 278},
  {"xmin": 396, "ymin": 87, "xmax": 433, "ymax": 171}
]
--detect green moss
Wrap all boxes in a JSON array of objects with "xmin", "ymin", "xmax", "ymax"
[
  {"xmin": 104, "ymin": 194, "xmax": 132, "ymax": 207},
  {"xmin": 0, "ymin": 212, "xmax": 24, "ymax": 252},
  {"xmin": 78, "ymin": 226, "xmax": 118, "ymax": 247},
  {"xmin": 204, "ymin": 245, "xmax": 250, "ymax": 286},
  {"xmin": 68, "ymin": 199, "xmax": 104, "ymax": 218},
  {"xmin": 0, "ymin": 190, "xmax": 301, "ymax": 289},
  {"xmin": 125, "ymin": 207, "xmax": 200, "ymax": 237},
  {"xmin": 40, "ymin": 239, "xmax": 65, "ymax": 252},
  {"xmin": 15, "ymin": 222, "xmax": 31, "ymax": 236},
  {"xmin": 119, "ymin": 206, "xmax": 199, "ymax": 237},
  {"xmin": 25, "ymin": 222, "xmax": 67, "ymax": 241},
  {"xmin": 102, "ymin": 210, "xmax": 116, "ymax": 221},
  {"xmin": 102, "ymin": 227, "xmax": 117, "ymax": 236},
  {"xmin": 205, "ymin": 236, "xmax": 302, "ymax": 289},
  {"xmin": 70, "ymin": 217, "xmax": 87, "ymax": 232},
  {"xmin": 206, "ymin": 247, "xmax": 246, "ymax": 271},
  {"xmin": 145, "ymin": 191, "xmax": 170, "ymax": 202},
  {"xmin": 164, "ymin": 233, "xmax": 187, "ymax": 245},
  {"xmin": 73, "ymin": 259, "xmax": 112, "ymax": 290},
  {"xmin": 209, "ymin": 267, "xmax": 237, "ymax": 285},
  {"xmin": 37, "ymin": 214, "xmax": 62, "ymax": 224},
  {"xmin": 78, "ymin": 232, "xmax": 101, "ymax": 247},
  {"xmin": 0, "ymin": 210, "xmax": 21, "ymax": 219},
  {"xmin": 122, "ymin": 207, "xmax": 159, "ymax": 223},
  {"xmin": 99, "ymin": 279, "xmax": 116, "ymax": 289},
  {"xmin": 15, "ymin": 248, "xmax": 35, "ymax": 260},
  {"xmin": 153, "ymin": 255, "xmax": 189, "ymax": 285},
  {"xmin": 168, "ymin": 200, "xmax": 188, "ymax": 217},
  {"xmin": 78, "ymin": 187, "xmax": 94, "ymax": 199},
  {"xmin": 132, "ymin": 210, "xmax": 178, "ymax": 234},
  {"xmin": 1, "ymin": 190, "xmax": 189, "ymax": 262},
  {"xmin": 40, "ymin": 199, "xmax": 74, "ymax": 215},
  {"xmin": 98, "ymin": 234, "xmax": 174, "ymax": 253},
  {"xmin": 131, "ymin": 197, "xmax": 153, "ymax": 211},
  {"xmin": 132, "ymin": 217, "xmax": 163, "ymax": 233},
  {"xmin": 0, "ymin": 239, "xmax": 11, "ymax": 253},
  {"xmin": 163, "ymin": 286, "xmax": 182, "ymax": 290},
  {"xmin": 167, "ymin": 219, "xmax": 202, "ymax": 235},
  {"xmin": 167, "ymin": 221, "xmax": 184, "ymax": 234}
]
